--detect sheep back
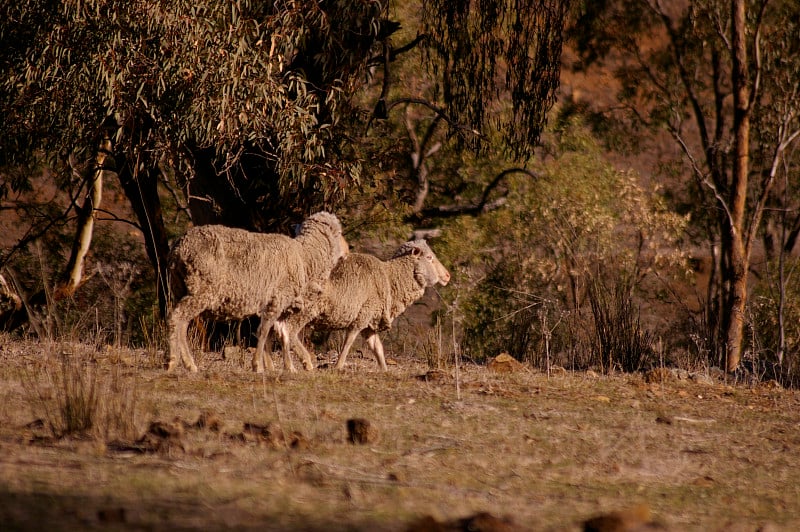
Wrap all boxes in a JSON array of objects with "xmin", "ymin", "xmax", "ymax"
[
  {"xmin": 311, "ymin": 253, "xmax": 393, "ymax": 332},
  {"xmin": 168, "ymin": 225, "xmax": 306, "ymax": 321},
  {"xmin": 293, "ymin": 211, "xmax": 348, "ymax": 286}
]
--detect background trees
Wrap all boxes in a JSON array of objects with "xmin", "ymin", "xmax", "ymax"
[
  {"xmin": 569, "ymin": 0, "xmax": 800, "ymax": 375},
  {"xmin": 0, "ymin": 0, "xmax": 567, "ymax": 323},
  {"xmin": 2, "ymin": 0, "xmax": 799, "ymax": 384}
]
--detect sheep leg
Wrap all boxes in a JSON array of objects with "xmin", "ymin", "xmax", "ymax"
[
  {"xmin": 334, "ymin": 328, "xmax": 362, "ymax": 370},
  {"xmin": 363, "ymin": 331, "xmax": 389, "ymax": 371},
  {"xmin": 252, "ymin": 316, "xmax": 277, "ymax": 373},
  {"xmin": 292, "ymin": 330, "xmax": 316, "ymax": 371},
  {"xmin": 166, "ymin": 299, "xmax": 200, "ymax": 372},
  {"xmin": 273, "ymin": 321, "xmax": 299, "ymax": 373}
]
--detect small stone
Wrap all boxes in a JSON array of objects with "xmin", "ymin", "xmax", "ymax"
[
  {"xmin": 347, "ymin": 418, "xmax": 379, "ymax": 444},
  {"xmin": 194, "ymin": 410, "xmax": 222, "ymax": 432}
]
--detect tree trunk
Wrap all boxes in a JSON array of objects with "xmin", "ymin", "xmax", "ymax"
[
  {"xmin": 724, "ymin": 0, "xmax": 751, "ymax": 372},
  {"xmin": 117, "ymin": 162, "xmax": 171, "ymax": 318},
  {"xmin": 54, "ymin": 143, "xmax": 107, "ymax": 300}
]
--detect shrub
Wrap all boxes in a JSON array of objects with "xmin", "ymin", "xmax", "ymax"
[
  {"xmin": 442, "ymin": 118, "xmax": 686, "ymax": 370},
  {"xmin": 749, "ymin": 258, "xmax": 800, "ymax": 387},
  {"xmin": 23, "ymin": 344, "xmax": 140, "ymax": 440},
  {"xmin": 588, "ymin": 276, "xmax": 655, "ymax": 373}
]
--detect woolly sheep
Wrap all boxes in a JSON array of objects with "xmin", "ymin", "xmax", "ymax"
[
  {"xmin": 166, "ymin": 211, "xmax": 349, "ymax": 373},
  {"xmin": 273, "ymin": 239, "xmax": 450, "ymax": 371}
]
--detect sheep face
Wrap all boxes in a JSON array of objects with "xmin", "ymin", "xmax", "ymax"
[{"xmin": 396, "ymin": 240, "xmax": 450, "ymax": 288}]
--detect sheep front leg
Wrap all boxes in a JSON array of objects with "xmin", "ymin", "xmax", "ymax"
[
  {"xmin": 363, "ymin": 331, "xmax": 389, "ymax": 371},
  {"xmin": 166, "ymin": 300, "xmax": 199, "ymax": 372},
  {"xmin": 252, "ymin": 316, "xmax": 277, "ymax": 373},
  {"xmin": 333, "ymin": 328, "xmax": 362, "ymax": 370}
]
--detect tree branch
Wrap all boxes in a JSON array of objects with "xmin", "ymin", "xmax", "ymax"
[
  {"xmin": 367, "ymin": 33, "xmax": 426, "ymax": 67},
  {"xmin": 409, "ymin": 167, "xmax": 539, "ymax": 221},
  {"xmin": 386, "ymin": 98, "xmax": 484, "ymax": 139}
]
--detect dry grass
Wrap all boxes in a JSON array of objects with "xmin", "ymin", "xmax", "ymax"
[{"xmin": 0, "ymin": 335, "xmax": 798, "ymax": 531}]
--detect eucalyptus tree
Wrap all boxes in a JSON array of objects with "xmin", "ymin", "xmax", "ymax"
[
  {"xmin": 0, "ymin": 0, "xmax": 569, "ymax": 325},
  {"xmin": 570, "ymin": 0, "xmax": 800, "ymax": 372}
]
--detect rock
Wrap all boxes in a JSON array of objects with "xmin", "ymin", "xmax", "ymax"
[
  {"xmin": 417, "ymin": 370, "xmax": 448, "ymax": 382},
  {"xmin": 488, "ymin": 353, "xmax": 525, "ymax": 373},
  {"xmin": 194, "ymin": 410, "xmax": 222, "ymax": 432},
  {"xmin": 583, "ymin": 504, "xmax": 663, "ymax": 531},
  {"xmin": 136, "ymin": 420, "xmax": 186, "ymax": 453},
  {"xmin": 289, "ymin": 431, "xmax": 310, "ymax": 450},
  {"xmin": 655, "ymin": 414, "xmax": 673, "ymax": 425},
  {"xmin": 407, "ymin": 512, "xmax": 523, "ymax": 532},
  {"xmin": 644, "ymin": 368, "xmax": 674, "ymax": 384},
  {"xmin": 97, "ymin": 507, "xmax": 126, "ymax": 524},
  {"xmin": 689, "ymin": 372, "xmax": 715, "ymax": 385},
  {"xmin": 243, "ymin": 421, "xmax": 284, "ymax": 448},
  {"xmin": 347, "ymin": 418, "xmax": 379, "ymax": 444}
]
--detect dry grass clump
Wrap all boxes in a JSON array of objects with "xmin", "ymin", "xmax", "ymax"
[{"xmin": 20, "ymin": 342, "xmax": 140, "ymax": 441}]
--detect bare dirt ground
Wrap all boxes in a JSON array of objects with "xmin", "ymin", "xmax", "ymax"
[{"xmin": 0, "ymin": 336, "xmax": 798, "ymax": 531}]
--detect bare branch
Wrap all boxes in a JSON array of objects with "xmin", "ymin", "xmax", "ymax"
[
  {"xmin": 386, "ymin": 98, "xmax": 484, "ymax": 139},
  {"xmin": 367, "ymin": 33, "xmax": 426, "ymax": 67},
  {"xmin": 478, "ymin": 167, "xmax": 539, "ymax": 212}
]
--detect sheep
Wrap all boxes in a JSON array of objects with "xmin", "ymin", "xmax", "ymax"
[
  {"xmin": 273, "ymin": 239, "xmax": 450, "ymax": 371},
  {"xmin": 165, "ymin": 211, "xmax": 349, "ymax": 373}
]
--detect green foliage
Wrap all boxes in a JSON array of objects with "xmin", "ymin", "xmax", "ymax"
[
  {"xmin": 1, "ymin": 0, "xmax": 570, "ymax": 221},
  {"xmin": 422, "ymin": 0, "xmax": 569, "ymax": 159},
  {"xmin": 444, "ymin": 119, "xmax": 687, "ymax": 366},
  {"xmin": 1, "ymin": 0, "xmax": 389, "ymax": 213},
  {"xmin": 566, "ymin": 0, "xmax": 800, "ymax": 373}
]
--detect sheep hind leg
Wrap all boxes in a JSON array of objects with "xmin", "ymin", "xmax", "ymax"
[
  {"xmin": 333, "ymin": 328, "xmax": 362, "ymax": 370},
  {"xmin": 166, "ymin": 298, "xmax": 200, "ymax": 372},
  {"xmin": 292, "ymin": 330, "xmax": 316, "ymax": 371},
  {"xmin": 273, "ymin": 321, "xmax": 299, "ymax": 373},
  {"xmin": 252, "ymin": 316, "xmax": 277, "ymax": 373},
  {"xmin": 363, "ymin": 331, "xmax": 389, "ymax": 371}
]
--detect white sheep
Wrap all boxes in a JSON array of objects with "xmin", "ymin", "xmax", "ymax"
[
  {"xmin": 273, "ymin": 239, "xmax": 450, "ymax": 371},
  {"xmin": 166, "ymin": 211, "xmax": 349, "ymax": 373}
]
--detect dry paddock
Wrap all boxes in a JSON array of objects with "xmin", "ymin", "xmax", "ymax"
[{"xmin": 0, "ymin": 337, "xmax": 798, "ymax": 531}]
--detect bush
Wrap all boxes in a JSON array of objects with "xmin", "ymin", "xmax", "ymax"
[
  {"xmin": 443, "ymin": 118, "xmax": 685, "ymax": 371},
  {"xmin": 588, "ymin": 276, "xmax": 655, "ymax": 373},
  {"xmin": 749, "ymin": 258, "xmax": 800, "ymax": 387},
  {"xmin": 23, "ymin": 344, "xmax": 140, "ymax": 440}
]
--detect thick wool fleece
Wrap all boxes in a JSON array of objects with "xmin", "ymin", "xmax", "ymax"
[
  {"xmin": 166, "ymin": 211, "xmax": 346, "ymax": 372},
  {"xmin": 274, "ymin": 239, "xmax": 450, "ymax": 371}
]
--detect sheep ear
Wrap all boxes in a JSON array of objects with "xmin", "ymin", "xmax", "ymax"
[{"xmin": 411, "ymin": 246, "xmax": 422, "ymax": 257}]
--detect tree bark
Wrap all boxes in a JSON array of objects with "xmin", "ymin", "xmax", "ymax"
[
  {"xmin": 53, "ymin": 134, "xmax": 111, "ymax": 300},
  {"xmin": 724, "ymin": 0, "xmax": 751, "ymax": 372},
  {"xmin": 117, "ymin": 162, "xmax": 171, "ymax": 318}
]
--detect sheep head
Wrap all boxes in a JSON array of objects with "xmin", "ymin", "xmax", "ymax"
[{"xmin": 394, "ymin": 239, "xmax": 451, "ymax": 287}]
